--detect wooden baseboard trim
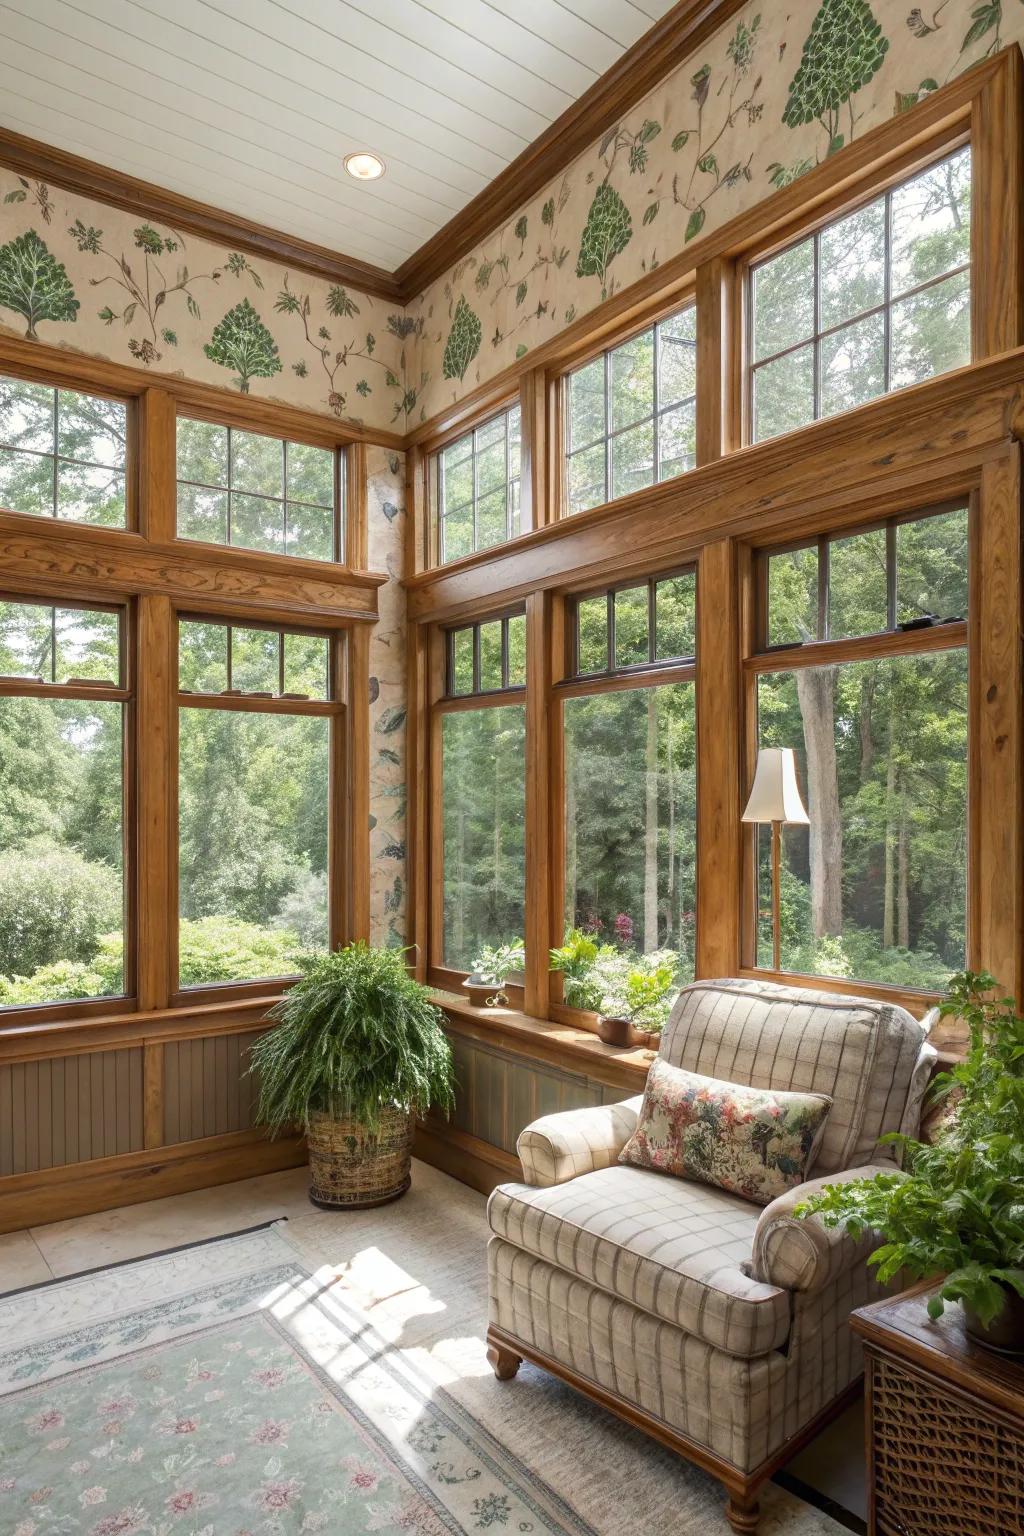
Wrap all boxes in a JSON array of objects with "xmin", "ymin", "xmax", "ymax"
[
  {"xmin": 0, "ymin": 1130, "xmax": 307, "ymax": 1234},
  {"xmin": 414, "ymin": 1121, "xmax": 518, "ymax": 1198}
]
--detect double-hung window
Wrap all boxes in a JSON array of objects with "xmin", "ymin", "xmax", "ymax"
[{"xmin": 435, "ymin": 403, "xmax": 522, "ymax": 564}]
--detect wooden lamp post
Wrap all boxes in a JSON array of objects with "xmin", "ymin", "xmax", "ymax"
[{"xmin": 742, "ymin": 748, "xmax": 810, "ymax": 973}]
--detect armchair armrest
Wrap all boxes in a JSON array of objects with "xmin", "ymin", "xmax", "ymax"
[
  {"xmin": 516, "ymin": 1097, "xmax": 644, "ymax": 1187},
  {"xmin": 750, "ymin": 1163, "xmax": 901, "ymax": 1293}
]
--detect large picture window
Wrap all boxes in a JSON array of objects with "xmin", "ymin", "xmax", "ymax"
[
  {"xmin": 749, "ymin": 147, "xmax": 971, "ymax": 443},
  {"xmin": 435, "ymin": 403, "xmax": 521, "ymax": 564},
  {"xmin": 555, "ymin": 571, "xmax": 697, "ymax": 1030},
  {"xmin": 176, "ymin": 418, "xmax": 341, "ymax": 562},
  {"xmin": 177, "ymin": 618, "xmax": 337, "ymax": 988},
  {"xmin": 752, "ymin": 506, "xmax": 968, "ymax": 990},
  {"xmin": 0, "ymin": 376, "xmax": 128, "ymax": 527},
  {"xmin": 0, "ymin": 597, "xmax": 127, "ymax": 1008},
  {"xmin": 565, "ymin": 304, "xmax": 697, "ymax": 516}
]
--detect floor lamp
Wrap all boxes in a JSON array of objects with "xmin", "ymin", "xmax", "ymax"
[{"xmin": 742, "ymin": 748, "xmax": 810, "ymax": 973}]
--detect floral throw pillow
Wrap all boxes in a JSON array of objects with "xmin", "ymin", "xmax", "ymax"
[{"xmin": 619, "ymin": 1059, "xmax": 833, "ymax": 1206}]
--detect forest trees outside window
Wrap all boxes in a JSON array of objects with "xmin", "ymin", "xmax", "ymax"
[
  {"xmin": 177, "ymin": 418, "xmax": 341, "ymax": 563},
  {"xmin": 435, "ymin": 403, "xmax": 521, "ymax": 564},
  {"xmin": 565, "ymin": 304, "xmax": 697, "ymax": 515},
  {"xmin": 0, "ymin": 597, "xmax": 127, "ymax": 1008},
  {"xmin": 555, "ymin": 572, "xmax": 697, "ymax": 1031},
  {"xmin": 439, "ymin": 615, "xmax": 526, "ymax": 973},
  {"xmin": 753, "ymin": 506, "xmax": 968, "ymax": 990},
  {"xmin": 177, "ymin": 618, "xmax": 337, "ymax": 988},
  {"xmin": 750, "ymin": 147, "xmax": 971, "ymax": 443},
  {"xmin": 0, "ymin": 376, "xmax": 127, "ymax": 527}
]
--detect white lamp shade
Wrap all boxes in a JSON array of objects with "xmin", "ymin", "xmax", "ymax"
[{"xmin": 742, "ymin": 747, "xmax": 810, "ymax": 825}]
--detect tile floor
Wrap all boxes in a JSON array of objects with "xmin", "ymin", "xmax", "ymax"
[{"xmin": 0, "ymin": 1162, "xmax": 867, "ymax": 1532}]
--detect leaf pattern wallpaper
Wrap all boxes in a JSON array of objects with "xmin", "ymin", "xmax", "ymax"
[{"xmin": 366, "ymin": 447, "xmax": 408, "ymax": 950}]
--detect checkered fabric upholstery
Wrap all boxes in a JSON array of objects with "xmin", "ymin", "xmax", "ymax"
[
  {"xmin": 488, "ymin": 1166, "xmax": 789, "ymax": 1357},
  {"xmin": 659, "ymin": 977, "xmax": 928, "ymax": 1174},
  {"xmin": 516, "ymin": 1097, "xmax": 643, "ymax": 1187},
  {"xmin": 749, "ymin": 1162, "xmax": 898, "ymax": 1292}
]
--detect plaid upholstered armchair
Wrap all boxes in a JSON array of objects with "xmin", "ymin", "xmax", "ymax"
[{"xmin": 485, "ymin": 977, "xmax": 934, "ymax": 1534}]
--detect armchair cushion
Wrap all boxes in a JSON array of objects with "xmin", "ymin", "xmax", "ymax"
[
  {"xmin": 516, "ymin": 1097, "xmax": 643, "ymax": 1188},
  {"xmin": 749, "ymin": 1162, "xmax": 900, "ymax": 1292}
]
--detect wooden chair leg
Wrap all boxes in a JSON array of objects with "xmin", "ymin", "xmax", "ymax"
[
  {"xmin": 486, "ymin": 1342, "xmax": 522, "ymax": 1381},
  {"xmin": 724, "ymin": 1490, "xmax": 760, "ymax": 1534}
]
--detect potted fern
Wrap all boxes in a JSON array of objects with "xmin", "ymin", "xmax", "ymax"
[
  {"xmin": 798, "ymin": 971, "xmax": 1024, "ymax": 1353},
  {"xmin": 250, "ymin": 943, "xmax": 454, "ymax": 1210}
]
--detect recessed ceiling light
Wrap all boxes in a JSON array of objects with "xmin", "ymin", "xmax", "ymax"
[{"xmin": 344, "ymin": 151, "xmax": 386, "ymax": 182}]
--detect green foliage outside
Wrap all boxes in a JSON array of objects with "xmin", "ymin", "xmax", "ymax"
[
  {"xmin": 783, "ymin": 0, "xmax": 889, "ymax": 154},
  {"xmin": 549, "ymin": 931, "xmax": 678, "ymax": 1031},
  {"xmin": 0, "ymin": 230, "xmax": 79, "ymax": 339},
  {"xmin": 442, "ymin": 296, "xmax": 483, "ymax": 382},
  {"xmin": 798, "ymin": 972, "xmax": 1024, "ymax": 1328},
  {"xmin": 250, "ymin": 943, "xmax": 454, "ymax": 1133},
  {"xmin": 576, "ymin": 182, "xmax": 632, "ymax": 293},
  {"xmin": 203, "ymin": 299, "xmax": 283, "ymax": 393}
]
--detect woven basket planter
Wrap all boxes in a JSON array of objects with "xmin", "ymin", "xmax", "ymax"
[{"xmin": 306, "ymin": 1105, "xmax": 415, "ymax": 1210}]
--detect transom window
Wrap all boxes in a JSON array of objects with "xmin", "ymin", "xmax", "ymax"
[
  {"xmin": 0, "ymin": 376, "xmax": 127, "ymax": 527},
  {"xmin": 750, "ymin": 146, "xmax": 971, "ymax": 443},
  {"xmin": 446, "ymin": 613, "xmax": 526, "ymax": 697},
  {"xmin": 565, "ymin": 304, "xmax": 697, "ymax": 516},
  {"xmin": 437, "ymin": 403, "xmax": 521, "ymax": 564},
  {"xmin": 178, "ymin": 620, "xmax": 330, "ymax": 699},
  {"xmin": 176, "ymin": 418, "xmax": 341, "ymax": 563},
  {"xmin": 572, "ymin": 570, "xmax": 696, "ymax": 676}
]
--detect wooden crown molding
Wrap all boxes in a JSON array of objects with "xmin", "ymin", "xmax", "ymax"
[{"xmin": 0, "ymin": 0, "xmax": 746, "ymax": 306}]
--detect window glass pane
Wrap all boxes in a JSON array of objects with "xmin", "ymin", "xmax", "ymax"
[
  {"xmin": 231, "ymin": 627, "xmax": 279, "ymax": 693},
  {"xmin": 0, "ymin": 600, "xmax": 51, "ymax": 679},
  {"xmin": 0, "ymin": 382, "xmax": 126, "ymax": 527},
  {"xmin": 658, "ymin": 399, "xmax": 696, "ymax": 482},
  {"xmin": 231, "ymin": 493, "xmax": 285, "ymax": 556},
  {"xmin": 828, "ymin": 528, "xmax": 888, "ymax": 639},
  {"xmin": 752, "ymin": 344, "xmax": 815, "ymax": 442},
  {"xmin": 57, "ymin": 461, "xmax": 127, "ymax": 526},
  {"xmin": 177, "ymin": 485, "xmax": 228, "ymax": 545},
  {"xmin": 767, "ymin": 546, "xmax": 819, "ymax": 646},
  {"xmin": 614, "ymin": 585, "xmax": 648, "ymax": 668},
  {"xmin": 752, "ymin": 238, "xmax": 815, "ymax": 361},
  {"xmin": 506, "ymin": 614, "xmax": 526, "ymax": 688},
  {"xmin": 820, "ymin": 311, "xmax": 886, "ymax": 419},
  {"xmin": 756, "ymin": 651, "xmax": 967, "ymax": 989},
  {"xmin": 568, "ymin": 356, "xmax": 606, "ymax": 450},
  {"xmin": 0, "ymin": 696, "xmax": 124, "ymax": 1007},
  {"xmin": 655, "ymin": 574, "xmax": 696, "ymax": 660},
  {"xmin": 286, "ymin": 501, "xmax": 333, "ymax": 562},
  {"xmin": 55, "ymin": 608, "xmax": 119, "ymax": 684},
  {"xmin": 819, "ymin": 198, "xmax": 886, "ymax": 331},
  {"xmin": 890, "ymin": 147, "xmax": 971, "ymax": 296},
  {"xmin": 0, "ymin": 446, "xmax": 53, "ymax": 515},
  {"xmin": 562, "ymin": 685, "xmax": 696, "ymax": 1022},
  {"xmin": 0, "ymin": 377, "xmax": 53, "ymax": 453},
  {"xmin": 610, "ymin": 419, "xmax": 654, "ymax": 501},
  {"xmin": 178, "ymin": 711, "xmax": 328, "ymax": 983},
  {"xmin": 476, "ymin": 487, "xmax": 508, "ymax": 552},
  {"xmin": 577, "ymin": 596, "xmax": 608, "ymax": 674},
  {"xmin": 231, "ymin": 429, "xmax": 283, "ymax": 499},
  {"xmin": 179, "ymin": 621, "xmax": 229, "ymax": 694},
  {"xmin": 442, "ymin": 504, "xmax": 473, "ymax": 563},
  {"xmin": 658, "ymin": 307, "xmax": 697, "ymax": 406},
  {"xmin": 476, "ymin": 438, "xmax": 507, "ymax": 498},
  {"xmin": 508, "ymin": 404, "xmax": 522, "ymax": 482},
  {"xmin": 896, "ymin": 508, "xmax": 969, "ymax": 625},
  {"xmin": 509, "ymin": 477, "xmax": 521, "ymax": 539},
  {"xmin": 479, "ymin": 620, "xmax": 503, "ymax": 691},
  {"xmin": 441, "ymin": 439, "xmax": 473, "ymax": 513},
  {"xmin": 283, "ymin": 633, "xmax": 329, "ymax": 698},
  {"xmin": 442, "ymin": 705, "xmax": 526, "ymax": 972},
  {"xmin": 451, "ymin": 627, "xmax": 474, "ymax": 694},
  {"xmin": 567, "ymin": 442, "xmax": 606, "ymax": 515},
  {"xmin": 610, "ymin": 328, "xmax": 654, "ymax": 433},
  {"xmin": 176, "ymin": 417, "xmax": 228, "ymax": 487},
  {"xmin": 57, "ymin": 391, "xmax": 126, "ymax": 468},
  {"xmin": 889, "ymin": 269, "xmax": 970, "ymax": 391},
  {"xmin": 286, "ymin": 442, "xmax": 333, "ymax": 508}
]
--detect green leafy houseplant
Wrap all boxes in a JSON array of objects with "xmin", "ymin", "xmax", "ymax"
[
  {"xmin": 797, "ymin": 972, "xmax": 1024, "ymax": 1344},
  {"xmin": 250, "ymin": 944, "xmax": 454, "ymax": 1209}
]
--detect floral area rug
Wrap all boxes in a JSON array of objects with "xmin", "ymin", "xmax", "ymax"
[{"xmin": 0, "ymin": 1225, "xmax": 594, "ymax": 1535}]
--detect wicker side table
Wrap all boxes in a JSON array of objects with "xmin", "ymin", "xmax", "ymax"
[{"xmin": 852, "ymin": 1283, "xmax": 1024, "ymax": 1536}]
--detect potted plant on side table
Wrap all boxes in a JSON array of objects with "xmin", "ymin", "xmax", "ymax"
[
  {"xmin": 250, "ymin": 942, "xmax": 454, "ymax": 1210},
  {"xmin": 797, "ymin": 970, "xmax": 1024, "ymax": 1353}
]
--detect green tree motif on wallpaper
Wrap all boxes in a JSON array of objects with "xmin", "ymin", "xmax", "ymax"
[
  {"xmin": 442, "ymin": 295, "xmax": 482, "ymax": 381},
  {"xmin": 783, "ymin": 0, "xmax": 890, "ymax": 157},
  {"xmin": 0, "ymin": 229, "xmax": 79, "ymax": 340},
  {"xmin": 576, "ymin": 182, "xmax": 632, "ymax": 296},
  {"xmin": 203, "ymin": 298, "xmax": 283, "ymax": 393}
]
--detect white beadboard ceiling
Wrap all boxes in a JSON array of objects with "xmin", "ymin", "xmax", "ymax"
[{"xmin": 0, "ymin": 0, "xmax": 678, "ymax": 272}]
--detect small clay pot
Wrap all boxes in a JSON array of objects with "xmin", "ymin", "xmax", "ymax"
[
  {"xmin": 463, "ymin": 977, "xmax": 503, "ymax": 1008},
  {"xmin": 597, "ymin": 1014, "xmax": 635, "ymax": 1047},
  {"xmin": 961, "ymin": 1284, "xmax": 1024, "ymax": 1355}
]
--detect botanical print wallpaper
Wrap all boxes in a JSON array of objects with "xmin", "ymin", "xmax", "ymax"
[
  {"xmin": 366, "ymin": 446, "xmax": 407, "ymax": 950},
  {"xmin": 0, "ymin": 173, "xmax": 415, "ymax": 436},
  {"xmin": 407, "ymin": 0, "xmax": 1021, "ymax": 422}
]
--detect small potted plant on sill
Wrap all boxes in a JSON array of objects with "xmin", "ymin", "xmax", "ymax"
[
  {"xmin": 596, "ymin": 957, "xmax": 677, "ymax": 1049},
  {"xmin": 797, "ymin": 971, "xmax": 1024, "ymax": 1354},
  {"xmin": 466, "ymin": 940, "xmax": 526, "ymax": 1009},
  {"xmin": 250, "ymin": 942, "xmax": 454, "ymax": 1210}
]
